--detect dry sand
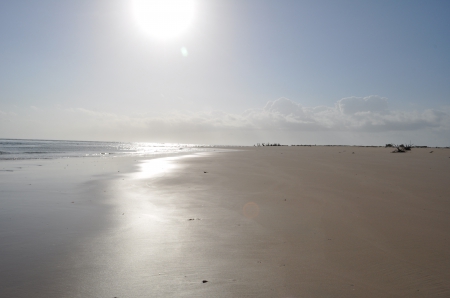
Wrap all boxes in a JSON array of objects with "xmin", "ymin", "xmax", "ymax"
[{"xmin": 1, "ymin": 146, "xmax": 449, "ymax": 297}]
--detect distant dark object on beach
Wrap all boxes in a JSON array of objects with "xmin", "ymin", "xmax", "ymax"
[
  {"xmin": 391, "ymin": 144, "xmax": 408, "ymax": 153},
  {"xmin": 255, "ymin": 143, "xmax": 282, "ymax": 146},
  {"xmin": 389, "ymin": 143, "xmax": 414, "ymax": 153}
]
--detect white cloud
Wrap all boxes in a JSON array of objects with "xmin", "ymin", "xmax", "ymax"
[
  {"xmin": 337, "ymin": 95, "xmax": 388, "ymax": 115},
  {"xmin": 239, "ymin": 96, "xmax": 449, "ymax": 132},
  {"xmin": 0, "ymin": 110, "xmax": 17, "ymax": 118},
  {"xmin": 2, "ymin": 97, "xmax": 449, "ymax": 145},
  {"xmin": 263, "ymin": 97, "xmax": 306, "ymax": 117},
  {"xmin": 30, "ymin": 106, "xmax": 42, "ymax": 111},
  {"xmin": 57, "ymin": 97, "xmax": 450, "ymax": 136}
]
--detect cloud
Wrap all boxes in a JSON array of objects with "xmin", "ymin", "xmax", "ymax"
[
  {"xmin": 59, "ymin": 96, "xmax": 449, "ymax": 134},
  {"xmin": 240, "ymin": 96, "xmax": 448, "ymax": 132},
  {"xmin": 2, "ymin": 96, "xmax": 449, "ymax": 145},
  {"xmin": 263, "ymin": 97, "xmax": 306, "ymax": 117},
  {"xmin": 0, "ymin": 110, "xmax": 17, "ymax": 118},
  {"xmin": 30, "ymin": 106, "xmax": 42, "ymax": 111},
  {"xmin": 337, "ymin": 96, "xmax": 388, "ymax": 115}
]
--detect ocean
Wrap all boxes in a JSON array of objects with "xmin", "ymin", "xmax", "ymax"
[{"xmin": 0, "ymin": 138, "xmax": 220, "ymax": 160}]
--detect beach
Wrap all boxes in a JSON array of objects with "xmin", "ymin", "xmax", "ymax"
[{"xmin": 1, "ymin": 146, "xmax": 449, "ymax": 297}]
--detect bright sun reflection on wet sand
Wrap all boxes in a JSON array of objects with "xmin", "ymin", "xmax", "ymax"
[
  {"xmin": 76, "ymin": 156, "xmax": 193, "ymax": 295},
  {"xmin": 132, "ymin": 157, "xmax": 178, "ymax": 180}
]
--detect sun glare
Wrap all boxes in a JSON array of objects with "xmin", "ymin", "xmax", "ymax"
[{"xmin": 132, "ymin": 0, "xmax": 196, "ymax": 40}]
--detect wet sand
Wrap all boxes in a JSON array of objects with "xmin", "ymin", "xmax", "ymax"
[{"xmin": 1, "ymin": 147, "xmax": 449, "ymax": 297}]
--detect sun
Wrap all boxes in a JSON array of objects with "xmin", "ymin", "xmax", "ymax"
[{"xmin": 132, "ymin": 0, "xmax": 196, "ymax": 40}]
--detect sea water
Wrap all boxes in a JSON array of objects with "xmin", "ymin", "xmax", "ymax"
[{"xmin": 0, "ymin": 138, "xmax": 219, "ymax": 160}]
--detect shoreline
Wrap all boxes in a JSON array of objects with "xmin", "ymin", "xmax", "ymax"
[{"xmin": 1, "ymin": 147, "xmax": 449, "ymax": 297}]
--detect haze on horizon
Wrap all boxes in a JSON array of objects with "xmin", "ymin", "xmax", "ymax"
[{"xmin": 1, "ymin": 0, "xmax": 449, "ymax": 146}]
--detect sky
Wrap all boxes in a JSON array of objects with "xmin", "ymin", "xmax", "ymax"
[{"xmin": 1, "ymin": 0, "xmax": 450, "ymax": 146}]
